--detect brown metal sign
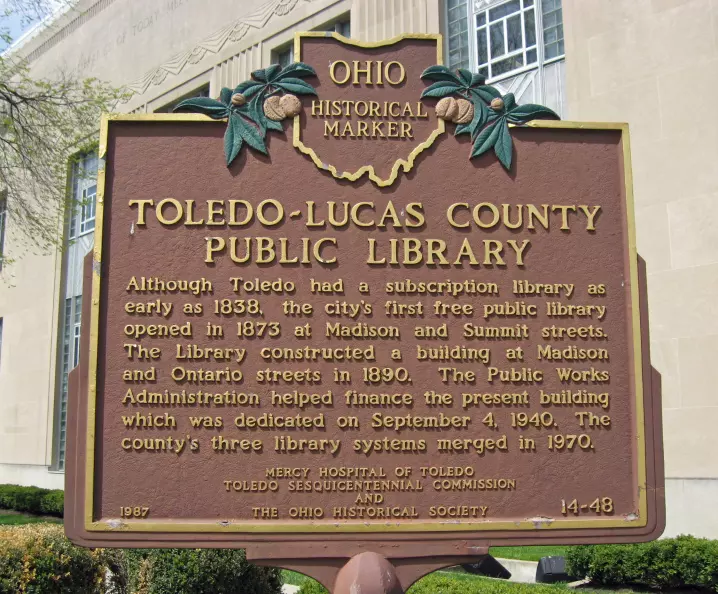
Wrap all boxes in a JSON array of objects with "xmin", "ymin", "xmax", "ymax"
[{"xmin": 65, "ymin": 33, "xmax": 664, "ymax": 567}]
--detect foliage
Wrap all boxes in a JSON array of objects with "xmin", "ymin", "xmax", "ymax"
[
  {"xmin": 1, "ymin": 0, "xmax": 127, "ymax": 264},
  {"xmin": 566, "ymin": 535, "xmax": 718, "ymax": 591},
  {"xmin": 297, "ymin": 579, "xmax": 329, "ymax": 594},
  {"xmin": 407, "ymin": 574, "xmax": 568, "ymax": 594},
  {"xmin": 0, "ymin": 523, "xmax": 125, "ymax": 594},
  {"xmin": 0, "ymin": 514, "xmax": 61, "ymax": 525},
  {"xmin": 123, "ymin": 548, "xmax": 282, "ymax": 594},
  {"xmin": 174, "ymin": 62, "xmax": 317, "ymax": 166},
  {"xmin": 490, "ymin": 546, "xmax": 569, "ymax": 562},
  {"xmin": 0, "ymin": 484, "xmax": 64, "ymax": 517},
  {"xmin": 420, "ymin": 65, "xmax": 559, "ymax": 169}
]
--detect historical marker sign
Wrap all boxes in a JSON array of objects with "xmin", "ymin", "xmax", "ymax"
[{"xmin": 66, "ymin": 33, "xmax": 663, "ymax": 560}]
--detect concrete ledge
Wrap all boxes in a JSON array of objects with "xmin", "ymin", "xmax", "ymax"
[{"xmin": 495, "ymin": 558, "xmax": 538, "ymax": 583}]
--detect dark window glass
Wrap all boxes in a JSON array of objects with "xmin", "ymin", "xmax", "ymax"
[
  {"xmin": 492, "ymin": 54, "xmax": 523, "ymax": 77},
  {"xmin": 477, "ymin": 28, "xmax": 488, "ymax": 64},
  {"xmin": 490, "ymin": 22, "xmax": 505, "ymax": 57},
  {"xmin": 476, "ymin": 12, "xmax": 486, "ymax": 26},
  {"xmin": 526, "ymin": 48, "xmax": 537, "ymax": 64},
  {"xmin": 524, "ymin": 8, "xmax": 536, "ymax": 46},
  {"xmin": 507, "ymin": 14, "xmax": 522, "ymax": 52},
  {"xmin": 489, "ymin": 0, "xmax": 520, "ymax": 22}
]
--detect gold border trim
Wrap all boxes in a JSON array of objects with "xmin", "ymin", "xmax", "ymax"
[
  {"xmin": 85, "ymin": 116, "xmax": 647, "ymax": 533},
  {"xmin": 292, "ymin": 31, "xmax": 445, "ymax": 188}
]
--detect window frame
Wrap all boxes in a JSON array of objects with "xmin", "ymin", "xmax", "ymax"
[
  {"xmin": 271, "ymin": 16, "xmax": 351, "ymax": 67},
  {"xmin": 446, "ymin": 0, "xmax": 564, "ymax": 85},
  {"xmin": 0, "ymin": 193, "xmax": 6, "ymax": 271}
]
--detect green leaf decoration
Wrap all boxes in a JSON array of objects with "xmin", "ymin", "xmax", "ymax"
[
  {"xmin": 173, "ymin": 96, "xmax": 228, "ymax": 119},
  {"xmin": 236, "ymin": 116, "xmax": 268, "ymax": 155},
  {"xmin": 470, "ymin": 85, "xmax": 502, "ymax": 103},
  {"xmin": 421, "ymin": 81, "xmax": 462, "ymax": 98},
  {"xmin": 219, "ymin": 87, "xmax": 232, "ymax": 106},
  {"xmin": 276, "ymin": 62, "xmax": 316, "ymax": 79},
  {"xmin": 457, "ymin": 68, "xmax": 473, "ymax": 86},
  {"xmin": 471, "ymin": 121, "xmax": 502, "ymax": 158},
  {"xmin": 224, "ymin": 114, "xmax": 243, "ymax": 166},
  {"xmin": 507, "ymin": 103, "xmax": 560, "ymax": 123},
  {"xmin": 274, "ymin": 78, "xmax": 318, "ymax": 95},
  {"xmin": 172, "ymin": 61, "xmax": 317, "ymax": 169},
  {"xmin": 265, "ymin": 118, "xmax": 284, "ymax": 132},
  {"xmin": 493, "ymin": 120, "xmax": 513, "ymax": 169},
  {"xmin": 248, "ymin": 93, "xmax": 267, "ymax": 138},
  {"xmin": 503, "ymin": 93, "xmax": 517, "ymax": 112},
  {"xmin": 420, "ymin": 65, "xmax": 463, "ymax": 83},
  {"xmin": 420, "ymin": 64, "xmax": 560, "ymax": 172}
]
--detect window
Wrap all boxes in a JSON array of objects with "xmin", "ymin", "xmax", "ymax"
[
  {"xmin": 79, "ymin": 185, "xmax": 96, "ymax": 234},
  {"xmin": 155, "ymin": 83, "xmax": 210, "ymax": 113},
  {"xmin": 0, "ymin": 194, "xmax": 6, "ymax": 270},
  {"xmin": 272, "ymin": 17, "xmax": 350, "ymax": 67},
  {"xmin": 57, "ymin": 295, "xmax": 82, "ymax": 470},
  {"xmin": 542, "ymin": 0, "xmax": 564, "ymax": 59},
  {"xmin": 68, "ymin": 153, "xmax": 98, "ymax": 239},
  {"xmin": 447, "ymin": 0, "xmax": 471, "ymax": 70},
  {"xmin": 447, "ymin": 0, "xmax": 564, "ymax": 81}
]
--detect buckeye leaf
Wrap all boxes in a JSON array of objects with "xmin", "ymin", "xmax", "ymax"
[
  {"xmin": 248, "ymin": 93, "xmax": 267, "ymax": 137},
  {"xmin": 173, "ymin": 96, "xmax": 228, "ymax": 118},
  {"xmin": 236, "ymin": 117, "xmax": 268, "ymax": 155},
  {"xmin": 507, "ymin": 104, "xmax": 560, "ymax": 123},
  {"xmin": 471, "ymin": 72, "xmax": 487, "ymax": 87},
  {"xmin": 471, "ymin": 121, "xmax": 501, "ymax": 159},
  {"xmin": 421, "ymin": 81, "xmax": 461, "ymax": 98},
  {"xmin": 224, "ymin": 115, "xmax": 243, "ymax": 166},
  {"xmin": 457, "ymin": 68, "xmax": 473, "ymax": 87},
  {"xmin": 277, "ymin": 62, "xmax": 316, "ymax": 79},
  {"xmin": 470, "ymin": 85, "xmax": 502, "ymax": 104},
  {"xmin": 275, "ymin": 78, "xmax": 317, "ymax": 95},
  {"xmin": 503, "ymin": 93, "xmax": 517, "ymax": 111},
  {"xmin": 219, "ymin": 87, "xmax": 232, "ymax": 106},
  {"xmin": 234, "ymin": 80, "xmax": 264, "ymax": 96},
  {"xmin": 265, "ymin": 118, "xmax": 284, "ymax": 132},
  {"xmin": 264, "ymin": 64, "xmax": 282, "ymax": 82},
  {"xmin": 493, "ymin": 120, "xmax": 513, "ymax": 170},
  {"xmin": 420, "ymin": 65, "xmax": 462, "ymax": 84}
]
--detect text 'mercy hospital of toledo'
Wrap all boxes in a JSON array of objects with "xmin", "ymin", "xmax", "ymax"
[{"xmin": 0, "ymin": 0, "xmax": 716, "ymax": 537}]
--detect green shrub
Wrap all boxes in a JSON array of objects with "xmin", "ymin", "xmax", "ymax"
[
  {"xmin": 0, "ymin": 484, "xmax": 64, "ymax": 517},
  {"xmin": 297, "ymin": 579, "xmax": 329, "ymax": 594},
  {"xmin": 0, "ymin": 523, "xmax": 123, "ymax": 594},
  {"xmin": 566, "ymin": 535, "xmax": 718, "ymax": 591},
  {"xmin": 124, "ymin": 548, "xmax": 282, "ymax": 594},
  {"xmin": 407, "ymin": 574, "xmax": 566, "ymax": 594}
]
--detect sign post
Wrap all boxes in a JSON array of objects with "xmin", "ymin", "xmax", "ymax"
[{"xmin": 65, "ymin": 33, "xmax": 664, "ymax": 593}]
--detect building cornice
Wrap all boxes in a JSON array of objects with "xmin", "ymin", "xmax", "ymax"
[{"xmin": 125, "ymin": 0, "xmax": 314, "ymax": 97}]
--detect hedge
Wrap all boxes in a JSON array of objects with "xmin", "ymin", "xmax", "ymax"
[
  {"xmin": 0, "ymin": 524, "xmax": 124, "ymax": 593},
  {"xmin": 122, "ymin": 549, "xmax": 282, "ymax": 594},
  {"xmin": 566, "ymin": 535, "xmax": 718, "ymax": 591},
  {"xmin": 297, "ymin": 573, "xmax": 569, "ymax": 594},
  {"xmin": 0, "ymin": 485, "xmax": 64, "ymax": 517}
]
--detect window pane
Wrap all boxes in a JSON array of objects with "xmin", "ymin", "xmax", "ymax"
[
  {"xmin": 476, "ymin": 12, "xmax": 486, "ymax": 27},
  {"xmin": 544, "ymin": 9, "xmax": 559, "ymax": 27},
  {"xmin": 524, "ymin": 8, "xmax": 536, "ymax": 46},
  {"xmin": 527, "ymin": 48, "xmax": 537, "ymax": 64},
  {"xmin": 448, "ymin": 5, "xmax": 464, "ymax": 21},
  {"xmin": 544, "ymin": 26, "xmax": 558, "ymax": 43},
  {"xmin": 542, "ymin": 0, "xmax": 558, "ymax": 10},
  {"xmin": 489, "ymin": 0, "xmax": 520, "ymax": 22},
  {"xmin": 522, "ymin": 0, "xmax": 533, "ymax": 5},
  {"xmin": 449, "ymin": 19, "xmax": 467, "ymax": 36},
  {"xmin": 491, "ymin": 53, "xmax": 523, "ymax": 77},
  {"xmin": 477, "ymin": 28, "xmax": 488, "ymax": 65},
  {"xmin": 507, "ymin": 14, "xmax": 522, "ymax": 52},
  {"xmin": 478, "ymin": 66, "xmax": 489, "ymax": 78},
  {"xmin": 490, "ymin": 22, "xmax": 505, "ymax": 58}
]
